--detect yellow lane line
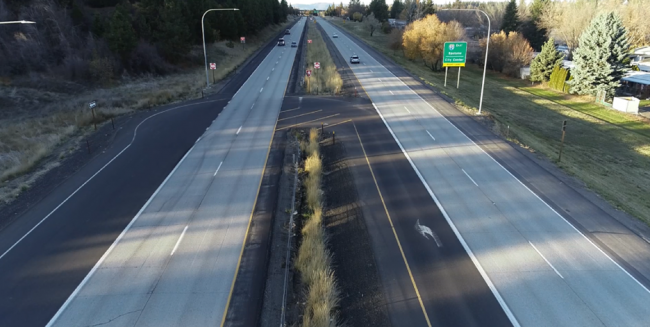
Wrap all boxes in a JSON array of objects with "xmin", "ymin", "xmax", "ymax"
[{"xmin": 352, "ymin": 121, "xmax": 433, "ymax": 327}]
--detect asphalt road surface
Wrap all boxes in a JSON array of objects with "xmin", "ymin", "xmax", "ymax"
[
  {"xmin": 318, "ymin": 17, "xmax": 650, "ymax": 327},
  {"xmin": 0, "ymin": 18, "xmax": 304, "ymax": 327},
  {"xmin": 276, "ymin": 96, "xmax": 512, "ymax": 326},
  {"xmin": 44, "ymin": 18, "xmax": 306, "ymax": 327}
]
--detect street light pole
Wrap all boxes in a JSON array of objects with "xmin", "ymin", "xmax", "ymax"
[
  {"xmin": 0, "ymin": 20, "xmax": 36, "ymax": 25},
  {"xmin": 440, "ymin": 9, "xmax": 490, "ymax": 115},
  {"xmin": 202, "ymin": 8, "xmax": 239, "ymax": 89}
]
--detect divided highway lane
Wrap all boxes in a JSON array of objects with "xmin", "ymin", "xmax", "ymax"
[
  {"xmin": 45, "ymin": 18, "xmax": 306, "ymax": 327},
  {"xmin": 318, "ymin": 17, "xmax": 650, "ymax": 327}
]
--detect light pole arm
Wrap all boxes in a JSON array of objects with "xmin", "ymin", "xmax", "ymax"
[
  {"xmin": 0, "ymin": 20, "xmax": 36, "ymax": 24},
  {"xmin": 202, "ymin": 8, "xmax": 239, "ymax": 89}
]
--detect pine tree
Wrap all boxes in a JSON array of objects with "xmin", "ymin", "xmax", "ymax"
[
  {"xmin": 157, "ymin": 0, "xmax": 191, "ymax": 63},
  {"xmin": 369, "ymin": 0, "xmax": 388, "ymax": 22},
  {"xmin": 521, "ymin": 0, "xmax": 548, "ymax": 51},
  {"xmin": 91, "ymin": 14, "xmax": 105, "ymax": 37},
  {"xmin": 501, "ymin": 0, "xmax": 519, "ymax": 34},
  {"xmin": 390, "ymin": 0, "xmax": 403, "ymax": 19},
  {"xmin": 530, "ymin": 38, "xmax": 563, "ymax": 82},
  {"xmin": 570, "ymin": 12, "xmax": 630, "ymax": 98},
  {"xmin": 106, "ymin": 4, "xmax": 137, "ymax": 60},
  {"xmin": 422, "ymin": 0, "xmax": 435, "ymax": 16}
]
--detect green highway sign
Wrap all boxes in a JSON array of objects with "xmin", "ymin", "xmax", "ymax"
[{"xmin": 443, "ymin": 42, "xmax": 467, "ymax": 67}]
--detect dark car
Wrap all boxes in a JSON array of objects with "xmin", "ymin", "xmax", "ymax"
[
  {"xmin": 291, "ymin": 41, "xmax": 297, "ymax": 47},
  {"xmin": 350, "ymin": 55, "xmax": 360, "ymax": 64},
  {"xmin": 278, "ymin": 38, "xmax": 285, "ymax": 46},
  {"xmin": 285, "ymin": 29, "xmax": 291, "ymax": 35}
]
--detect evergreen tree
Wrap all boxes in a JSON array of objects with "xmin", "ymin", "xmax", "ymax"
[
  {"xmin": 390, "ymin": 0, "xmax": 403, "ymax": 19},
  {"xmin": 501, "ymin": 0, "xmax": 519, "ymax": 34},
  {"xmin": 530, "ymin": 38, "xmax": 563, "ymax": 82},
  {"xmin": 281, "ymin": 0, "xmax": 289, "ymax": 20},
  {"xmin": 521, "ymin": 0, "xmax": 548, "ymax": 51},
  {"xmin": 570, "ymin": 12, "xmax": 630, "ymax": 98},
  {"xmin": 422, "ymin": 0, "xmax": 435, "ymax": 16},
  {"xmin": 157, "ymin": 0, "xmax": 191, "ymax": 63},
  {"xmin": 106, "ymin": 4, "xmax": 137, "ymax": 60},
  {"xmin": 91, "ymin": 14, "xmax": 105, "ymax": 37},
  {"xmin": 368, "ymin": 0, "xmax": 389, "ymax": 22}
]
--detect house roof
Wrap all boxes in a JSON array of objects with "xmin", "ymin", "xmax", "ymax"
[{"xmin": 622, "ymin": 72, "xmax": 650, "ymax": 85}]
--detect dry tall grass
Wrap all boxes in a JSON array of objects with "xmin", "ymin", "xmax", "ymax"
[
  {"xmin": 0, "ymin": 20, "xmax": 295, "ymax": 202},
  {"xmin": 304, "ymin": 21, "xmax": 343, "ymax": 94},
  {"xmin": 296, "ymin": 128, "xmax": 339, "ymax": 327}
]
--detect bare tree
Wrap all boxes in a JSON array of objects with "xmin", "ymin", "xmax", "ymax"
[
  {"xmin": 363, "ymin": 13, "xmax": 380, "ymax": 36},
  {"xmin": 538, "ymin": 0, "xmax": 598, "ymax": 54}
]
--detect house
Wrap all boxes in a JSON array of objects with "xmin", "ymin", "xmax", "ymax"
[
  {"xmin": 629, "ymin": 46, "xmax": 650, "ymax": 71},
  {"xmin": 620, "ymin": 71, "xmax": 650, "ymax": 99},
  {"xmin": 388, "ymin": 18, "xmax": 406, "ymax": 29}
]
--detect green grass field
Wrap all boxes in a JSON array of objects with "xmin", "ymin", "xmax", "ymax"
[{"xmin": 329, "ymin": 17, "xmax": 650, "ymax": 225}]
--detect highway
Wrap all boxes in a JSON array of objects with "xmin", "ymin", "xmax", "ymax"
[
  {"xmin": 22, "ymin": 17, "xmax": 305, "ymax": 327},
  {"xmin": 318, "ymin": 17, "xmax": 650, "ymax": 327}
]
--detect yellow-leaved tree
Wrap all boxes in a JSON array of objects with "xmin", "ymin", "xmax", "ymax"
[{"xmin": 402, "ymin": 15, "xmax": 465, "ymax": 71}]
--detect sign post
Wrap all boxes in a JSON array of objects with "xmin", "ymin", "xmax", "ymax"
[
  {"xmin": 442, "ymin": 41, "xmax": 467, "ymax": 89},
  {"xmin": 210, "ymin": 63, "xmax": 216, "ymax": 84},
  {"xmin": 89, "ymin": 101, "xmax": 97, "ymax": 131},
  {"xmin": 558, "ymin": 120, "xmax": 567, "ymax": 162}
]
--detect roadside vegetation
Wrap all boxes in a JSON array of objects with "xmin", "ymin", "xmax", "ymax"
[
  {"xmin": 0, "ymin": 20, "xmax": 293, "ymax": 205},
  {"xmin": 329, "ymin": 16, "xmax": 650, "ymax": 225},
  {"xmin": 304, "ymin": 21, "xmax": 343, "ymax": 94},
  {"xmin": 296, "ymin": 128, "xmax": 339, "ymax": 327}
]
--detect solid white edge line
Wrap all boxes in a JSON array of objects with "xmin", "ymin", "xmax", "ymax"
[
  {"xmin": 529, "ymin": 241, "xmax": 563, "ymax": 279},
  {"xmin": 46, "ymin": 142, "xmax": 198, "ymax": 327},
  {"xmin": 236, "ymin": 126, "xmax": 242, "ymax": 135},
  {"xmin": 214, "ymin": 161, "xmax": 223, "ymax": 177},
  {"xmin": 0, "ymin": 99, "xmax": 217, "ymax": 262},
  {"xmin": 462, "ymin": 169, "xmax": 478, "ymax": 187},
  {"xmin": 371, "ymin": 102, "xmax": 521, "ymax": 327},
  {"xmin": 333, "ymin": 18, "xmax": 650, "ymax": 295},
  {"xmin": 170, "ymin": 225, "xmax": 188, "ymax": 256},
  {"xmin": 426, "ymin": 130, "xmax": 435, "ymax": 141}
]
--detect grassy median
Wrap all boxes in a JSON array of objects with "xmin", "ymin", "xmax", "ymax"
[
  {"xmin": 328, "ymin": 17, "xmax": 650, "ymax": 225},
  {"xmin": 304, "ymin": 21, "xmax": 343, "ymax": 94},
  {"xmin": 296, "ymin": 128, "xmax": 339, "ymax": 327}
]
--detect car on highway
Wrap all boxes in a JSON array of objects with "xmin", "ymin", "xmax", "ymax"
[
  {"xmin": 333, "ymin": 33, "xmax": 338, "ymax": 38},
  {"xmin": 291, "ymin": 41, "xmax": 297, "ymax": 47},
  {"xmin": 278, "ymin": 38, "xmax": 285, "ymax": 46},
  {"xmin": 285, "ymin": 29, "xmax": 291, "ymax": 35},
  {"xmin": 350, "ymin": 55, "xmax": 360, "ymax": 64}
]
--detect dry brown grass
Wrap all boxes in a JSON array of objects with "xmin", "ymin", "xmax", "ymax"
[
  {"xmin": 0, "ymin": 19, "xmax": 296, "ymax": 204},
  {"xmin": 296, "ymin": 128, "xmax": 339, "ymax": 327},
  {"xmin": 305, "ymin": 21, "xmax": 343, "ymax": 94}
]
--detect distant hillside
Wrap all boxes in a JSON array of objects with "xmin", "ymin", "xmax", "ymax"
[{"xmin": 292, "ymin": 3, "xmax": 331, "ymax": 10}]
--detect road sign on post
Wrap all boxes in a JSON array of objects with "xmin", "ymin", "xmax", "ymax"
[
  {"xmin": 240, "ymin": 36, "xmax": 245, "ymax": 43},
  {"xmin": 442, "ymin": 42, "xmax": 467, "ymax": 67},
  {"xmin": 89, "ymin": 101, "xmax": 97, "ymax": 109},
  {"xmin": 308, "ymin": 39, "xmax": 312, "ymax": 44},
  {"xmin": 314, "ymin": 62, "xmax": 320, "ymax": 69},
  {"xmin": 209, "ymin": 63, "xmax": 216, "ymax": 70},
  {"xmin": 307, "ymin": 70, "xmax": 312, "ymax": 76}
]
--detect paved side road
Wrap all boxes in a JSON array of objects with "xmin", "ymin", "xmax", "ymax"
[{"xmin": 318, "ymin": 17, "xmax": 650, "ymax": 327}]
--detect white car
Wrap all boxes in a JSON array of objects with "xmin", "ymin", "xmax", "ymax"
[
  {"xmin": 333, "ymin": 33, "xmax": 338, "ymax": 38},
  {"xmin": 350, "ymin": 55, "xmax": 360, "ymax": 64}
]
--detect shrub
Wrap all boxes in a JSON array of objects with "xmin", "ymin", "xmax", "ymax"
[
  {"xmin": 381, "ymin": 21, "xmax": 392, "ymax": 34},
  {"xmin": 226, "ymin": 40, "xmax": 235, "ymax": 48},
  {"xmin": 480, "ymin": 31, "xmax": 533, "ymax": 77},
  {"xmin": 353, "ymin": 12, "xmax": 363, "ymax": 22}
]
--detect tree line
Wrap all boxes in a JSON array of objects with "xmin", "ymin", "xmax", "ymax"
[{"xmin": 0, "ymin": 0, "xmax": 299, "ymax": 83}]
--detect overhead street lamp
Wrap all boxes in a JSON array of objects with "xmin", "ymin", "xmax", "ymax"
[
  {"xmin": 202, "ymin": 8, "xmax": 239, "ymax": 88},
  {"xmin": 0, "ymin": 20, "xmax": 36, "ymax": 25},
  {"xmin": 440, "ymin": 9, "xmax": 490, "ymax": 115}
]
